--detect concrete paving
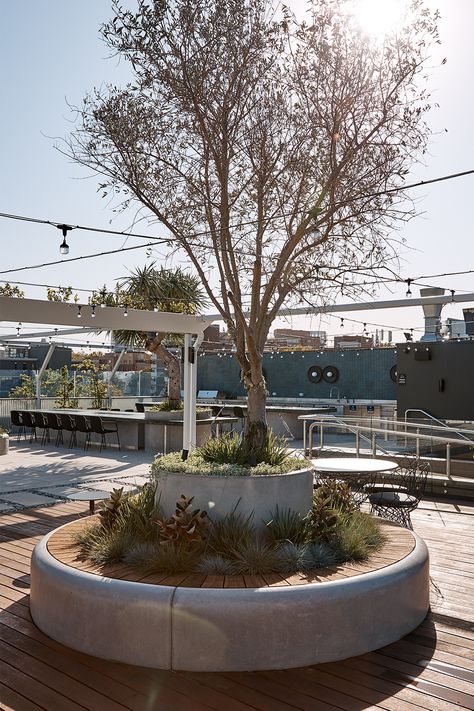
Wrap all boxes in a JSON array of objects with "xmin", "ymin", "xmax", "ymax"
[{"xmin": 0, "ymin": 437, "xmax": 153, "ymax": 511}]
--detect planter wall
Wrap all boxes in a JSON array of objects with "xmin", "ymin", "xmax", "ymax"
[
  {"xmin": 0, "ymin": 434, "xmax": 9, "ymax": 456},
  {"xmin": 155, "ymin": 468, "xmax": 314, "ymax": 524}
]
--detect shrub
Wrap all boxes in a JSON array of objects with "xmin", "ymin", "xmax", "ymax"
[
  {"xmin": 151, "ymin": 450, "xmax": 307, "ymax": 478},
  {"xmin": 206, "ymin": 510, "xmax": 255, "ymax": 557},
  {"xmin": 198, "ymin": 430, "xmax": 290, "ymax": 466},
  {"xmin": 265, "ymin": 507, "xmax": 309, "ymax": 545}
]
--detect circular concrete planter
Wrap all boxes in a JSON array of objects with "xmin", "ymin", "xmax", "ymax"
[
  {"xmin": 30, "ymin": 521, "xmax": 430, "ymax": 672},
  {"xmin": 0, "ymin": 434, "xmax": 9, "ymax": 456},
  {"xmin": 154, "ymin": 467, "xmax": 314, "ymax": 524}
]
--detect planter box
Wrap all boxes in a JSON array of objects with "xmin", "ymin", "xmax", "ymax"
[
  {"xmin": 144, "ymin": 410, "xmax": 211, "ymax": 421},
  {"xmin": 0, "ymin": 434, "xmax": 9, "ymax": 456},
  {"xmin": 155, "ymin": 467, "xmax": 314, "ymax": 525}
]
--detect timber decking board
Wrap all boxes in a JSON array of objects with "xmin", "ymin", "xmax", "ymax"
[
  {"xmin": 45, "ymin": 518, "xmax": 415, "ymax": 588},
  {"xmin": 0, "ymin": 501, "xmax": 473, "ymax": 710}
]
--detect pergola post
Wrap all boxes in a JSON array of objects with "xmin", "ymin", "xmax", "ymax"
[
  {"xmin": 35, "ymin": 344, "xmax": 56, "ymax": 409},
  {"xmin": 182, "ymin": 334, "xmax": 192, "ymax": 459},
  {"xmin": 189, "ymin": 333, "xmax": 203, "ymax": 449},
  {"xmin": 107, "ymin": 348, "xmax": 126, "ymax": 407}
]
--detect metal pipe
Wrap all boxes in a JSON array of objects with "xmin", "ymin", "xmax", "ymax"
[
  {"xmin": 107, "ymin": 349, "xmax": 126, "ymax": 407},
  {"xmin": 35, "ymin": 344, "xmax": 56, "ymax": 409},
  {"xmin": 446, "ymin": 443, "xmax": 451, "ymax": 477}
]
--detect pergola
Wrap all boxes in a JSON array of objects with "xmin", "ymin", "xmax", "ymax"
[{"xmin": 0, "ymin": 296, "xmax": 213, "ymax": 455}]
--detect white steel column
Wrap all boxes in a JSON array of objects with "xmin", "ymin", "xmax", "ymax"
[
  {"xmin": 189, "ymin": 333, "xmax": 203, "ymax": 449},
  {"xmin": 182, "ymin": 334, "xmax": 192, "ymax": 458},
  {"xmin": 35, "ymin": 344, "xmax": 56, "ymax": 408},
  {"xmin": 107, "ymin": 349, "xmax": 126, "ymax": 407}
]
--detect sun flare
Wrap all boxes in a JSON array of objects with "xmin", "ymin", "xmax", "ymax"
[{"xmin": 346, "ymin": 0, "xmax": 408, "ymax": 38}]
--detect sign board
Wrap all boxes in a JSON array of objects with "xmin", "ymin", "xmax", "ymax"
[{"xmin": 398, "ymin": 373, "xmax": 407, "ymax": 385}]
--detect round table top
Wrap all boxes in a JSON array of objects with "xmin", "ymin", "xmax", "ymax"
[
  {"xmin": 311, "ymin": 457, "xmax": 399, "ymax": 474},
  {"xmin": 67, "ymin": 490, "xmax": 110, "ymax": 502}
]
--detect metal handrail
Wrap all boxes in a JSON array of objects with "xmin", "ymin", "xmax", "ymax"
[
  {"xmin": 301, "ymin": 415, "xmax": 474, "ymax": 477},
  {"xmin": 404, "ymin": 408, "xmax": 473, "ymax": 442}
]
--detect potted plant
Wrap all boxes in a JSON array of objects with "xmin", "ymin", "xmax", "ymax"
[
  {"xmin": 151, "ymin": 432, "xmax": 314, "ymax": 525},
  {"xmin": 0, "ymin": 427, "xmax": 9, "ymax": 456}
]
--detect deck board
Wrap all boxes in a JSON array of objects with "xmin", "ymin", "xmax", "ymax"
[{"xmin": 0, "ymin": 500, "xmax": 473, "ymax": 710}]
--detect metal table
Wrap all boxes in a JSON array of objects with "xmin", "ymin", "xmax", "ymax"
[{"xmin": 312, "ymin": 457, "xmax": 399, "ymax": 506}]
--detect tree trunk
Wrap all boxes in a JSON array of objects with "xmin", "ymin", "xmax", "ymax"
[
  {"xmin": 239, "ymin": 354, "xmax": 268, "ymax": 454},
  {"xmin": 245, "ymin": 382, "xmax": 267, "ymax": 453}
]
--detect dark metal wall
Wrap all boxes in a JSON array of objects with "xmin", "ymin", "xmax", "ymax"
[
  {"xmin": 197, "ymin": 348, "xmax": 397, "ymax": 400},
  {"xmin": 397, "ymin": 340, "xmax": 474, "ymax": 420}
]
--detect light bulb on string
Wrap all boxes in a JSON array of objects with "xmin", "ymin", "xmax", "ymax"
[
  {"xmin": 406, "ymin": 279, "xmax": 412, "ymax": 297},
  {"xmin": 451, "ymin": 290, "xmax": 455, "ymax": 303},
  {"xmin": 91, "ymin": 305, "xmax": 96, "ymax": 318},
  {"xmin": 340, "ymin": 318, "xmax": 344, "ymax": 328},
  {"xmin": 77, "ymin": 305, "xmax": 82, "ymax": 319}
]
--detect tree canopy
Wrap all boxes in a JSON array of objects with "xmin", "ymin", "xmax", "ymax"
[{"xmin": 67, "ymin": 0, "xmax": 440, "ymax": 447}]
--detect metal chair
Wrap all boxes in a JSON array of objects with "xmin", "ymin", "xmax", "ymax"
[
  {"xmin": 31, "ymin": 411, "xmax": 50, "ymax": 446},
  {"xmin": 21, "ymin": 411, "xmax": 37, "ymax": 444},
  {"xmin": 369, "ymin": 459, "xmax": 430, "ymax": 529},
  {"xmin": 46, "ymin": 412, "xmax": 63, "ymax": 446},
  {"xmin": 10, "ymin": 410, "xmax": 25, "ymax": 439},
  {"xmin": 74, "ymin": 414, "xmax": 92, "ymax": 450},
  {"xmin": 59, "ymin": 413, "xmax": 78, "ymax": 448},
  {"xmin": 88, "ymin": 415, "xmax": 120, "ymax": 452}
]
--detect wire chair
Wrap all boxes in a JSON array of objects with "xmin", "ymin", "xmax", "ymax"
[{"xmin": 368, "ymin": 459, "xmax": 430, "ymax": 529}]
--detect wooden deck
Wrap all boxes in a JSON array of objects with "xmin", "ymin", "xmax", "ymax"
[{"xmin": 1, "ymin": 500, "xmax": 474, "ymax": 710}]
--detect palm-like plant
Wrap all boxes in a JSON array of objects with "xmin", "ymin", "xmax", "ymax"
[{"xmin": 94, "ymin": 264, "xmax": 207, "ymax": 407}]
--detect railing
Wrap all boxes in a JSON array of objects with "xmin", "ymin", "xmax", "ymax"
[
  {"xmin": 404, "ymin": 408, "xmax": 473, "ymax": 443},
  {"xmin": 301, "ymin": 415, "xmax": 474, "ymax": 477}
]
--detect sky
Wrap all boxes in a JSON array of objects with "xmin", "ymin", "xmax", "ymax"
[{"xmin": 1, "ymin": 0, "xmax": 474, "ymax": 348}]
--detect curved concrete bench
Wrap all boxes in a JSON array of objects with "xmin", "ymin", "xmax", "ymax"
[{"xmin": 30, "ymin": 522, "xmax": 429, "ymax": 672}]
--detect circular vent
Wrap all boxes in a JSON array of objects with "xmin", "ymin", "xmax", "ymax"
[
  {"xmin": 390, "ymin": 365, "xmax": 397, "ymax": 383},
  {"xmin": 323, "ymin": 366, "xmax": 339, "ymax": 383},
  {"xmin": 307, "ymin": 366, "xmax": 323, "ymax": 384}
]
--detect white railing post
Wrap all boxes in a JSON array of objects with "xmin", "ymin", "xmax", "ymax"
[
  {"xmin": 416, "ymin": 429, "xmax": 420, "ymax": 457},
  {"xmin": 446, "ymin": 443, "xmax": 451, "ymax": 478}
]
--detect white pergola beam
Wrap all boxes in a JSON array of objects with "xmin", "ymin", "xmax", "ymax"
[{"xmin": 0, "ymin": 297, "xmax": 209, "ymax": 335}]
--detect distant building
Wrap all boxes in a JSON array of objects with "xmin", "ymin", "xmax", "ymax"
[
  {"xmin": 268, "ymin": 329, "xmax": 324, "ymax": 350},
  {"xmin": 334, "ymin": 334, "xmax": 374, "ymax": 349}
]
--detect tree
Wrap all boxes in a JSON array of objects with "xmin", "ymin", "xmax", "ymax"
[
  {"xmin": 46, "ymin": 286, "xmax": 78, "ymax": 303},
  {"xmin": 0, "ymin": 284, "xmax": 25, "ymax": 298},
  {"xmin": 67, "ymin": 0, "xmax": 439, "ymax": 450},
  {"xmin": 9, "ymin": 373, "xmax": 35, "ymax": 399},
  {"xmin": 91, "ymin": 264, "xmax": 207, "ymax": 408}
]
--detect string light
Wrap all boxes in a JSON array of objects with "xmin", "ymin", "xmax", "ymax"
[
  {"xmin": 57, "ymin": 224, "xmax": 72, "ymax": 255},
  {"xmin": 406, "ymin": 279, "xmax": 412, "ymax": 297},
  {"xmin": 77, "ymin": 305, "xmax": 82, "ymax": 319},
  {"xmin": 123, "ymin": 307, "xmax": 128, "ymax": 317},
  {"xmin": 91, "ymin": 305, "xmax": 96, "ymax": 318},
  {"xmin": 340, "ymin": 318, "xmax": 344, "ymax": 328},
  {"xmin": 451, "ymin": 289, "xmax": 455, "ymax": 302}
]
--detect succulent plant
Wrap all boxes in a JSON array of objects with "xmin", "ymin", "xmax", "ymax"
[
  {"xmin": 156, "ymin": 495, "xmax": 210, "ymax": 549},
  {"xmin": 98, "ymin": 487, "xmax": 125, "ymax": 530}
]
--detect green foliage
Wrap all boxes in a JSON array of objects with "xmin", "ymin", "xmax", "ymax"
[
  {"xmin": 199, "ymin": 432, "xmax": 249, "ymax": 465},
  {"xmin": 0, "ymin": 283, "xmax": 25, "ymax": 298},
  {"xmin": 0, "ymin": 426, "xmax": 9, "ymax": 435},
  {"xmin": 333, "ymin": 512, "xmax": 387, "ymax": 562},
  {"xmin": 206, "ymin": 510, "xmax": 255, "ymax": 558},
  {"xmin": 46, "ymin": 286, "xmax": 78, "ymax": 302},
  {"xmin": 265, "ymin": 507, "xmax": 308, "ymax": 545},
  {"xmin": 74, "ymin": 358, "xmax": 108, "ymax": 409},
  {"xmin": 52, "ymin": 365, "xmax": 78, "ymax": 408},
  {"xmin": 151, "ymin": 450, "xmax": 308, "ymax": 478},
  {"xmin": 231, "ymin": 540, "xmax": 281, "ymax": 575},
  {"xmin": 9, "ymin": 374, "xmax": 36, "ymax": 399},
  {"xmin": 150, "ymin": 400, "xmax": 184, "ymax": 412},
  {"xmin": 75, "ymin": 484, "xmax": 386, "ymax": 574},
  {"xmin": 197, "ymin": 431, "xmax": 290, "ymax": 467}
]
